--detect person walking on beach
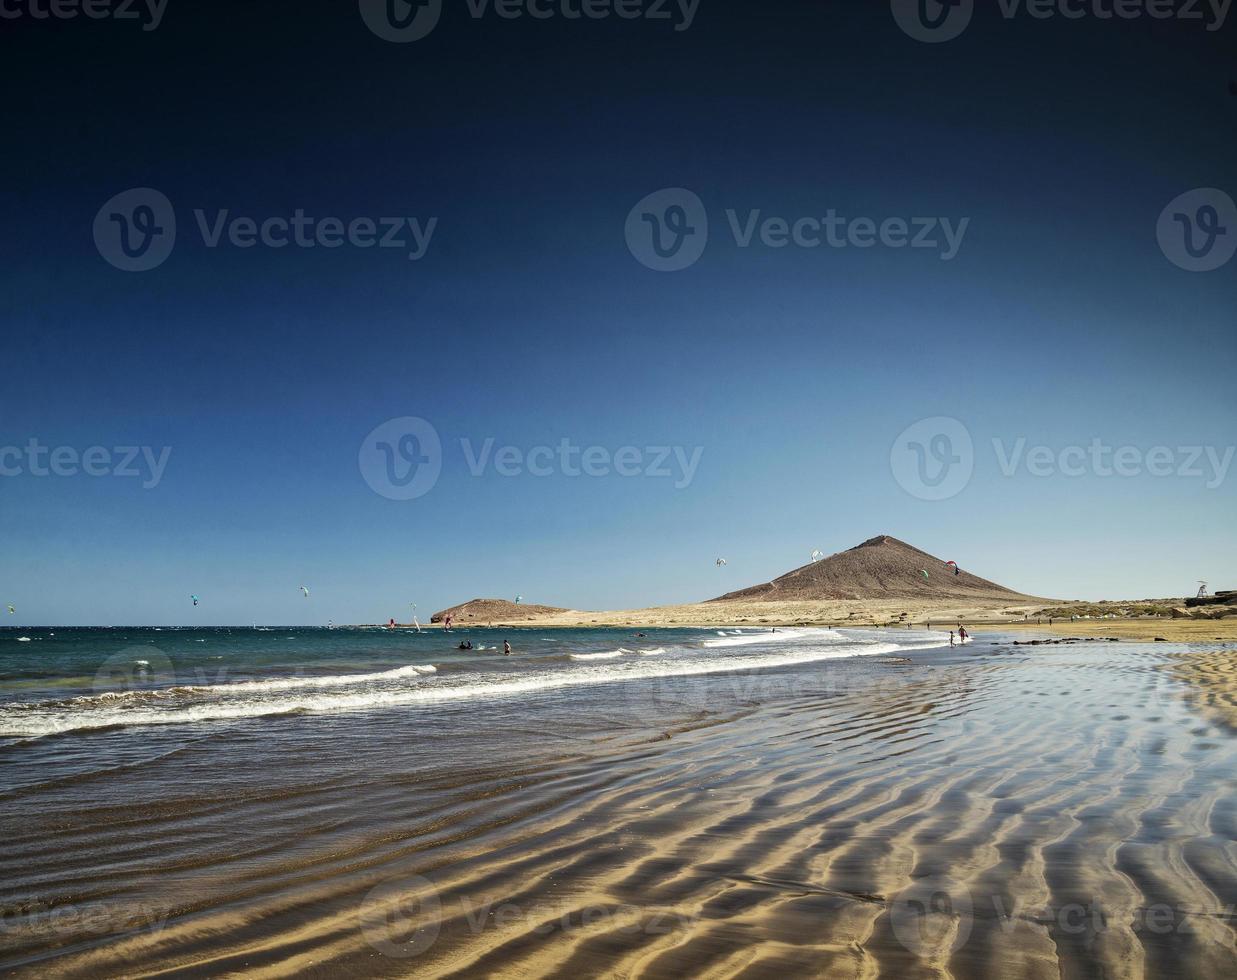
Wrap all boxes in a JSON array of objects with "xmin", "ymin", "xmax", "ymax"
[
  {"xmin": 503, "ymin": 639, "xmax": 511, "ymax": 656},
  {"xmin": 958, "ymin": 625, "xmax": 968, "ymax": 644},
  {"xmin": 949, "ymin": 630, "xmax": 956, "ymax": 648}
]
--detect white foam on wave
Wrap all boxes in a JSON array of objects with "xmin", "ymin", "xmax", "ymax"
[
  {"xmin": 570, "ymin": 650, "xmax": 624, "ymax": 661},
  {"xmin": 53, "ymin": 663, "xmax": 441, "ymax": 709},
  {"xmin": 703, "ymin": 628, "xmax": 846, "ymax": 648},
  {"xmin": 2, "ymin": 632, "xmax": 947, "ymax": 737},
  {"xmin": 173, "ymin": 663, "xmax": 437, "ymax": 694}
]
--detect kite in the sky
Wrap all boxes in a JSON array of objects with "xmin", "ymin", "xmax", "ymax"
[
  {"xmin": 810, "ymin": 549, "xmax": 824, "ymax": 562},
  {"xmin": 715, "ymin": 558, "xmax": 727, "ymax": 567},
  {"xmin": 514, "ymin": 595, "xmax": 523, "ymax": 604},
  {"xmin": 6, "ymin": 605, "xmax": 14, "ymax": 615},
  {"xmin": 300, "ymin": 586, "xmax": 310, "ymax": 598},
  {"xmin": 946, "ymin": 560, "xmax": 960, "ymax": 576},
  {"xmin": 191, "ymin": 595, "xmax": 200, "ymax": 606}
]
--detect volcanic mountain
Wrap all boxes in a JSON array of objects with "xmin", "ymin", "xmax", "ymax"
[{"xmin": 713, "ymin": 535, "xmax": 1036, "ymax": 603}]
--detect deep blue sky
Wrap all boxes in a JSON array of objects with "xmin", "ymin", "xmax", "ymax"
[{"xmin": 2, "ymin": 2, "xmax": 1234, "ymax": 625}]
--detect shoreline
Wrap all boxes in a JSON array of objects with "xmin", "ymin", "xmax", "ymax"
[
  {"xmin": 8, "ymin": 631, "xmax": 1234, "ymax": 978},
  {"xmin": 996, "ymin": 619, "xmax": 1237, "ymax": 643},
  {"xmin": 377, "ymin": 608, "xmax": 1237, "ymax": 644}
]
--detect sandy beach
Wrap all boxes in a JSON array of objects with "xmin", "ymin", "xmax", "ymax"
[
  {"xmin": 425, "ymin": 597, "xmax": 1237, "ymax": 644},
  {"xmin": 3, "ymin": 627, "xmax": 1234, "ymax": 978},
  {"xmin": 9, "ymin": 0, "xmax": 1234, "ymax": 976}
]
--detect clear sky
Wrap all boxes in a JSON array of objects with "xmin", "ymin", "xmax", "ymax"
[{"xmin": 2, "ymin": 3, "xmax": 1234, "ymax": 625}]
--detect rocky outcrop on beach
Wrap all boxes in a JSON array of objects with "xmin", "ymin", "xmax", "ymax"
[
  {"xmin": 1011, "ymin": 637, "xmax": 1121, "ymax": 645},
  {"xmin": 1173, "ymin": 594, "xmax": 1237, "ymax": 619},
  {"xmin": 430, "ymin": 598, "xmax": 567, "ymax": 624}
]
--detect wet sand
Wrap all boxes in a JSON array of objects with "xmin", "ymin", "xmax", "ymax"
[
  {"xmin": 3, "ymin": 637, "xmax": 1235, "ymax": 978},
  {"xmin": 1170, "ymin": 649, "xmax": 1237, "ymax": 731}
]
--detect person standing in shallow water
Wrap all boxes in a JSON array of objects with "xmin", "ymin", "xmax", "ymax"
[
  {"xmin": 950, "ymin": 630, "xmax": 956, "ymax": 648},
  {"xmin": 503, "ymin": 640, "xmax": 511, "ymax": 656}
]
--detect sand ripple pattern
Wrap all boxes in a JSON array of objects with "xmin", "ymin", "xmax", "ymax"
[{"xmin": 1, "ymin": 643, "xmax": 1234, "ymax": 978}]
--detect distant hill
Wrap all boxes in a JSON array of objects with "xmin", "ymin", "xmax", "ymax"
[
  {"xmin": 430, "ymin": 598, "xmax": 566, "ymax": 624},
  {"xmin": 713, "ymin": 535, "xmax": 1036, "ymax": 602}
]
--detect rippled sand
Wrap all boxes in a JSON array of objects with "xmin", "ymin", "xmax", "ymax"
[
  {"xmin": 3, "ymin": 640, "xmax": 1235, "ymax": 979},
  {"xmin": 1172, "ymin": 649, "xmax": 1237, "ymax": 730}
]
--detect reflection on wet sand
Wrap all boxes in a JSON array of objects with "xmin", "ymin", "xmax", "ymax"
[{"xmin": 2, "ymin": 642, "xmax": 1235, "ymax": 979}]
